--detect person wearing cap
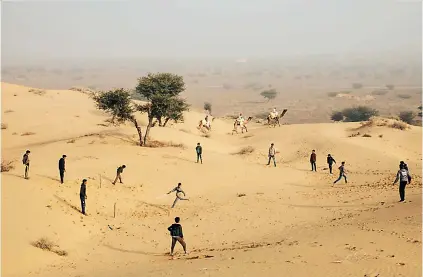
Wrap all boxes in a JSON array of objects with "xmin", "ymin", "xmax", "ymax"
[
  {"xmin": 58, "ymin": 155, "xmax": 67, "ymax": 184},
  {"xmin": 22, "ymin": 150, "xmax": 31, "ymax": 179},
  {"xmin": 267, "ymin": 143, "xmax": 277, "ymax": 167},
  {"xmin": 80, "ymin": 179, "xmax": 88, "ymax": 215}
]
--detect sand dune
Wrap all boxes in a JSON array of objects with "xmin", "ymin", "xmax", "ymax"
[{"xmin": 1, "ymin": 82, "xmax": 421, "ymax": 277}]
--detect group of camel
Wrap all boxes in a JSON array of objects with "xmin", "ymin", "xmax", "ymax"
[{"xmin": 197, "ymin": 109, "xmax": 288, "ymax": 134}]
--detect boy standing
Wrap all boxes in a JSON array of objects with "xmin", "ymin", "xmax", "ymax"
[
  {"xmin": 310, "ymin": 150, "xmax": 317, "ymax": 172},
  {"xmin": 58, "ymin": 155, "xmax": 67, "ymax": 184},
  {"xmin": 22, "ymin": 150, "xmax": 31, "ymax": 179},
  {"xmin": 167, "ymin": 217, "xmax": 187, "ymax": 256},
  {"xmin": 267, "ymin": 143, "xmax": 276, "ymax": 167},
  {"xmin": 80, "ymin": 179, "xmax": 87, "ymax": 215},
  {"xmin": 333, "ymin": 162, "xmax": 347, "ymax": 184},
  {"xmin": 196, "ymin": 143, "xmax": 202, "ymax": 164},
  {"xmin": 327, "ymin": 154, "xmax": 336, "ymax": 174},
  {"xmin": 112, "ymin": 165, "xmax": 126, "ymax": 185},
  {"xmin": 393, "ymin": 164, "xmax": 412, "ymax": 202}
]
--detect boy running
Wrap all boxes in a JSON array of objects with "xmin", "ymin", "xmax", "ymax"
[
  {"xmin": 167, "ymin": 183, "xmax": 189, "ymax": 208},
  {"xmin": 333, "ymin": 161, "xmax": 347, "ymax": 185}
]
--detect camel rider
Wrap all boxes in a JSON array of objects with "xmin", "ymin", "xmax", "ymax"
[
  {"xmin": 237, "ymin": 113, "xmax": 244, "ymax": 125},
  {"xmin": 270, "ymin": 108, "xmax": 278, "ymax": 119}
]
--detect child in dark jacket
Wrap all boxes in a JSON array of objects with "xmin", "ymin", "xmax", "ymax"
[{"xmin": 168, "ymin": 217, "xmax": 187, "ymax": 256}]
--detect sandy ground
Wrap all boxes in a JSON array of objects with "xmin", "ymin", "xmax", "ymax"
[{"xmin": 1, "ymin": 82, "xmax": 422, "ymax": 277}]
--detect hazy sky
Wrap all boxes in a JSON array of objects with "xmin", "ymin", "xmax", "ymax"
[{"xmin": 2, "ymin": 0, "xmax": 421, "ymax": 63}]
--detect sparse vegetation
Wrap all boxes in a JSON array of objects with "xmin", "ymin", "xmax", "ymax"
[
  {"xmin": 397, "ymin": 94, "xmax": 411, "ymax": 99},
  {"xmin": 390, "ymin": 121, "xmax": 408, "ymax": 130},
  {"xmin": 93, "ymin": 88, "xmax": 144, "ymax": 146},
  {"xmin": 147, "ymin": 140, "xmax": 186, "ymax": 149},
  {"xmin": 21, "ymin": 132, "xmax": 36, "ymax": 136},
  {"xmin": 1, "ymin": 160, "xmax": 15, "ymax": 172},
  {"xmin": 233, "ymin": 146, "xmax": 255, "ymax": 155},
  {"xmin": 352, "ymin": 83, "xmax": 363, "ymax": 89},
  {"xmin": 379, "ymin": 134, "xmax": 383, "ymax": 138},
  {"xmin": 348, "ymin": 132, "xmax": 361, "ymax": 138},
  {"xmin": 135, "ymin": 73, "xmax": 190, "ymax": 145},
  {"xmin": 386, "ymin": 84, "xmax": 395, "ymax": 90},
  {"xmin": 31, "ymin": 238, "xmax": 68, "ymax": 257},
  {"xmin": 1, "ymin": 123, "xmax": 8, "ymax": 130},
  {"xmin": 359, "ymin": 117, "xmax": 409, "ymax": 131},
  {"xmin": 362, "ymin": 134, "xmax": 372, "ymax": 137},
  {"xmin": 398, "ymin": 111, "xmax": 415, "ymax": 124},
  {"xmin": 254, "ymin": 111, "xmax": 269, "ymax": 120},
  {"xmin": 4, "ymin": 109, "xmax": 14, "ymax": 113},
  {"xmin": 371, "ymin": 89, "xmax": 389, "ymax": 96},
  {"xmin": 418, "ymin": 106, "xmax": 422, "ymax": 117},
  {"xmin": 260, "ymin": 89, "xmax": 278, "ymax": 102},
  {"xmin": 204, "ymin": 102, "xmax": 212, "ymax": 114},
  {"xmin": 330, "ymin": 111, "xmax": 344, "ymax": 122},
  {"xmin": 327, "ymin": 92, "xmax": 338, "ymax": 97},
  {"xmin": 335, "ymin": 106, "xmax": 379, "ymax": 122},
  {"xmin": 67, "ymin": 139, "xmax": 76, "ymax": 144},
  {"xmin": 29, "ymin": 89, "xmax": 46, "ymax": 96}
]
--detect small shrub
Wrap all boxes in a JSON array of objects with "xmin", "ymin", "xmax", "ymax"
[
  {"xmin": 147, "ymin": 140, "xmax": 186, "ymax": 149},
  {"xmin": 260, "ymin": 89, "xmax": 278, "ymax": 101},
  {"xmin": 21, "ymin": 132, "xmax": 35, "ymax": 136},
  {"xmin": 1, "ymin": 123, "xmax": 8, "ymax": 130},
  {"xmin": 397, "ymin": 94, "xmax": 411, "ymax": 99},
  {"xmin": 371, "ymin": 90, "xmax": 388, "ymax": 96},
  {"xmin": 1, "ymin": 160, "xmax": 15, "ymax": 172},
  {"xmin": 398, "ymin": 111, "xmax": 415, "ymax": 124},
  {"xmin": 327, "ymin": 92, "xmax": 338, "ymax": 97},
  {"xmin": 348, "ymin": 132, "xmax": 361, "ymax": 138},
  {"xmin": 390, "ymin": 121, "xmax": 408, "ymax": 130},
  {"xmin": 204, "ymin": 102, "xmax": 212, "ymax": 114},
  {"xmin": 29, "ymin": 89, "xmax": 46, "ymax": 96},
  {"xmin": 31, "ymin": 238, "xmax": 68, "ymax": 257},
  {"xmin": 237, "ymin": 193, "xmax": 246, "ymax": 197},
  {"xmin": 352, "ymin": 83, "xmax": 363, "ymax": 89},
  {"xmin": 4, "ymin": 109, "xmax": 14, "ymax": 113},
  {"xmin": 233, "ymin": 146, "xmax": 255, "ymax": 155},
  {"xmin": 386, "ymin": 84, "xmax": 395, "ymax": 90},
  {"xmin": 379, "ymin": 134, "xmax": 383, "ymax": 138},
  {"xmin": 342, "ymin": 106, "xmax": 379, "ymax": 122},
  {"xmin": 362, "ymin": 134, "xmax": 372, "ymax": 137},
  {"xmin": 67, "ymin": 139, "xmax": 76, "ymax": 144},
  {"xmin": 331, "ymin": 111, "xmax": 344, "ymax": 122}
]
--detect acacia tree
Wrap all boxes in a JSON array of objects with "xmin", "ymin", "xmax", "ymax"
[
  {"xmin": 260, "ymin": 89, "xmax": 278, "ymax": 102},
  {"xmin": 135, "ymin": 73, "xmax": 189, "ymax": 145},
  {"xmin": 204, "ymin": 102, "xmax": 212, "ymax": 115},
  {"xmin": 93, "ymin": 88, "xmax": 144, "ymax": 146}
]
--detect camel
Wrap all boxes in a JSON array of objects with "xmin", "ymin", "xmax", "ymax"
[
  {"xmin": 267, "ymin": 109, "xmax": 288, "ymax": 127},
  {"xmin": 232, "ymin": 116, "xmax": 253, "ymax": 135},
  {"xmin": 198, "ymin": 117, "xmax": 214, "ymax": 132}
]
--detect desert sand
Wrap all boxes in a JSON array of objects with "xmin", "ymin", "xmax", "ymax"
[{"xmin": 1, "ymin": 82, "xmax": 422, "ymax": 277}]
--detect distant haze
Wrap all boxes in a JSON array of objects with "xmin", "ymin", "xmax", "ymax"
[{"xmin": 2, "ymin": 0, "xmax": 421, "ymax": 65}]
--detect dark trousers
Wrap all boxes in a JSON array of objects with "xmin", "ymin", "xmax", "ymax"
[
  {"xmin": 80, "ymin": 195, "xmax": 86, "ymax": 214},
  {"xmin": 171, "ymin": 236, "xmax": 186, "ymax": 254},
  {"xmin": 112, "ymin": 173, "xmax": 122, "ymax": 184},
  {"xmin": 334, "ymin": 173, "xmax": 347, "ymax": 184},
  {"xmin": 328, "ymin": 164, "xmax": 333, "ymax": 174},
  {"xmin": 59, "ymin": 170, "xmax": 65, "ymax": 183},
  {"xmin": 399, "ymin": 181, "xmax": 407, "ymax": 201},
  {"xmin": 197, "ymin": 153, "xmax": 202, "ymax": 163},
  {"xmin": 311, "ymin": 162, "xmax": 316, "ymax": 171},
  {"xmin": 267, "ymin": 155, "xmax": 276, "ymax": 167},
  {"xmin": 24, "ymin": 164, "xmax": 30, "ymax": 179}
]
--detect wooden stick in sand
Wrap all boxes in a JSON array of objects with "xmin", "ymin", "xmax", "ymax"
[{"xmin": 114, "ymin": 202, "xmax": 116, "ymax": 218}]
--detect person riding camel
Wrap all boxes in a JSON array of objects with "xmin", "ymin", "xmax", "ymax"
[
  {"xmin": 237, "ymin": 113, "xmax": 244, "ymax": 126},
  {"xmin": 270, "ymin": 108, "xmax": 279, "ymax": 119}
]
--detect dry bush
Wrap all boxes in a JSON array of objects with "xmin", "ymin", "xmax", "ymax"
[
  {"xmin": 397, "ymin": 94, "xmax": 411, "ymax": 99},
  {"xmin": 21, "ymin": 132, "xmax": 35, "ymax": 136},
  {"xmin": 147, "ymin": 140, "xmax": 186, "ymax": 149},
  {"xmin": 31, "ymin": 238, "xmax": 68, "ymax": 257},
  {"xmin": 4, "ymin": 109, "xmax": 14, "ymax": 113},
  {"xmin": 1, "ymin": 160, "xmax": 15, "ymax": 172},
  {"xmin": 390, "ymin": 121, "xmax": 408, "ymax": 130},
  {"xmin": 67, "ymin": 139, "xmax": 76, "ymax": 143},
  {"xmin": 237, "ymin": 193, "xmax": 246, "ymax": 197},
  {"xmin": 327, "ymin": 92, "xmax": 338, "ymax": 97},
  {"xmin": 362, "ymin": 134, "xmax": 372, "ymax": 137},
  {"xmin": 371, "ymin": 89, "xmax": 388, "ymax": 96},
  {"xmin": 233, "ymin": 146, "xmax": 255, "ymax": 155},
  {"xmin": 202, "ymin": 133, "xmax": 211, "ymax": 138},
  {"xmin": 348, "ymin": 132, "xmax": 361, "ymax": 138},
  {"xmin": 29, "ymin": 88, "xmax": 46, "ymax": 96},
  {"xmin": 359, "ymin": 117, "xmax": 409, "ymax": 131},
  {"xmin": 379, "ymin": 134, "xmax": 383, "ymax": 138},
  {"xmin": 1, "ymin": 123, "xmax": 8, "ymax": 130}
]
